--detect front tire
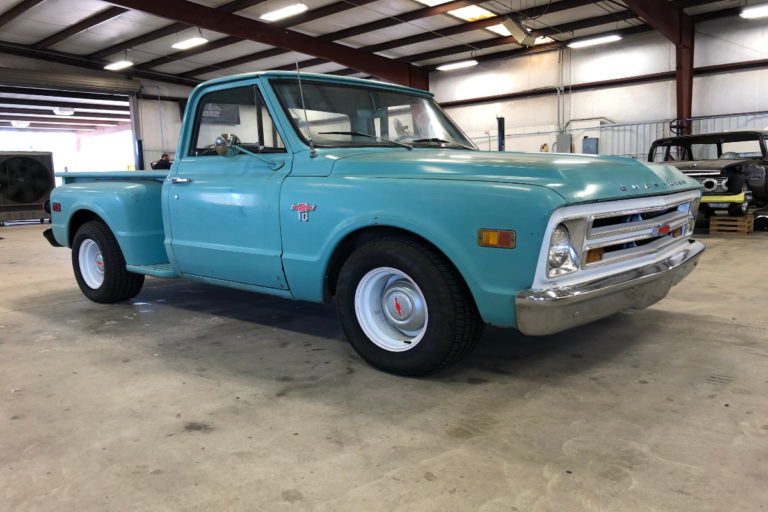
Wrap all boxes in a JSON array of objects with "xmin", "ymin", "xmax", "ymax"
[
  {"xmin": 72, "ymin": 221, "xmax": 144, "ymax": 303},
  {"xmin": 336, "ymin": 237, "xmax": 482, "ymax": 376}
]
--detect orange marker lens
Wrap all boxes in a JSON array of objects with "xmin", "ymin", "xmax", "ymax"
[
  {"xmin": 586, "ymin": 248, "xmax": 604, "ymax": 264},
  {"xmin": 478, "ymin": 229, "xmax": 515, "ymax": 248}
]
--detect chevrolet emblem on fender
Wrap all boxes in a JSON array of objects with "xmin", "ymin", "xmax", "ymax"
[{"xmin": 291, "ymin": 203, "xmax": 317, "ymax": 222}]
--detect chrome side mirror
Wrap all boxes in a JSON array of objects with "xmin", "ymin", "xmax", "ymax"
[{"xmin": 215, "ymin": 133, "xmax": 241, "ymax": 157}]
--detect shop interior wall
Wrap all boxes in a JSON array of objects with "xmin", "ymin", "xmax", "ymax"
[{"xmin": 432, "ymin": 15, "xmax": 768, "ymax": 153}]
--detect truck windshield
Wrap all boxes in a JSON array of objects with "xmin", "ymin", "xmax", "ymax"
[{"xmin": 272, "ymin": 79, "xmax": 475, "ymax": 150}]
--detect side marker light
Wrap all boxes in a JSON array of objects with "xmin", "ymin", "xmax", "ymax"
[{"xmin": 478, "ymin": 229, "xmax": 516, "ymax": 248}]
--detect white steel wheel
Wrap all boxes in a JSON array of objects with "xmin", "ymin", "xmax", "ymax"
[
  {"xmin": 354, "ymin": 267, "xmax": 428, "ymax": 352},
  {"xmin": 78, "ymin": 238, "xmax": 105, "ymax": 289},
  {"xmin": 72, "ymin": 221, "xmax": 144, "ymax": 303}
]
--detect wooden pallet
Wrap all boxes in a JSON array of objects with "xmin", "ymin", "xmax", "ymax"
[{"xmin": 709, "ymin": 215, "xmax": 754, "ymax": 235}]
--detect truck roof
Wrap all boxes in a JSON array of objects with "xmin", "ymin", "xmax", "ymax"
[
  {"xmin": 194, "ymin": 70, "xmax": 434, "ymax": 97},
  {"xmin": 651, "ymin": 130, "xmax": 768, "ymax": 145}
]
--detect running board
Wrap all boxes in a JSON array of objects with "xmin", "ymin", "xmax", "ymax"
[{"xmin": 126, "ymin": 262, "xmax": 179, "ymax": 278}]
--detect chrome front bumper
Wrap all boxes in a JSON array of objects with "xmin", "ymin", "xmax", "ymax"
[{"xmin": 515, "ymin": 239, "xmax": 705, "ymax": 336}]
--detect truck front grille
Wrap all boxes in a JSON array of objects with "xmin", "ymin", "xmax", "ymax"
[{"xmin": 583, "ymin": 196, "xmax": 696, "ymax": 268}]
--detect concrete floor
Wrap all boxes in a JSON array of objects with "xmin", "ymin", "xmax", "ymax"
[{"xmin": 1, "ymin": 223, "xmax": 767, "ymax": 512}]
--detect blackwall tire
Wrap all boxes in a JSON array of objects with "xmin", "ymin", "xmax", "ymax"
[
  {"xmin": 72, "ymin": 221, "xmax": 144, "ymax": 303},
  {"xmin": 336, "ymin": 237, "xmax": 483, "ymax": 376}
]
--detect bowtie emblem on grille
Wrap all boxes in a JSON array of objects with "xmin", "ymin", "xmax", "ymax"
[{"xmin": 291, "ymin": 203, "xmax": 316, "ymax": 222}]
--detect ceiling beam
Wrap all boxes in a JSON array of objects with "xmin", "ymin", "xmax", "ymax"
[
  {"xmin": 0, "ymin": 0, "xmax": 44, "ymax": 29},
  {"xmin": 138, "ymin": 36, "xmax": 241, "ymax": 70},
  {"xmin": 33, "ymin": 7, "xmax": 129, "ymax": 50},
  {"xmin": 88, "ymin": 0, "xmax": 266, "ymax": 60},
  {"xmin": 182, "ymin": 0, "xmax": 594, "ymax": 78},
  {"xmin": 107, "ymin": 0, "xmax": 428, "ymax": 88},
  {"xmin": 176, "ymin": 0, "xmax": 473, "ymax": 77},
  {"xmin": 138, "ymin": 0, "xmax": 376, "ymax": 71},
  {"xmin": 359, "ymin": 0, "xmax": 597, "ymax": 55},
  {"xmin": 403, "ymin": 10, "xmax": 638, "ymax": 64},
  {"xmin": 0, "ymin": 41, "xmax": 202, "ymax": 87},
  {"xmin": 318, "ymin": 0, "xmax": 475, "ymax": 42}
]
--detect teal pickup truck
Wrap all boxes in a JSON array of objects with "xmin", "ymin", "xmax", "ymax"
[{"xmin": 46, "ymin": 71, "xmax": 704, "ymax": 375}]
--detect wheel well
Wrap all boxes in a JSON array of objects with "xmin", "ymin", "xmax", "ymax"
[
  {"xmin": 68, "ymin": 210, "xmax": 104, "ymax": 245},
  {"xmin": 324, "ymin": 226, "xmax": 472, "ymax": 303}
]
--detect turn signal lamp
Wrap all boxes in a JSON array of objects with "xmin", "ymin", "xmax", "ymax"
[
  {"xmin": 478, "ymin": 229, "xmax": 516, "ymax": 249},
  {"xmin": 585, "ymin": 248, "xmax": 603, "ymax": 264}
]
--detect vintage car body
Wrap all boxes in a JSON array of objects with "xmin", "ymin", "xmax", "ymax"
[
  {"xmin": 46, "ymin": 72, "xmax": 705, "ymax": 375},
  {"xmin": 648, "ymin": 131, "xmax": 768, "ymax": 216}
]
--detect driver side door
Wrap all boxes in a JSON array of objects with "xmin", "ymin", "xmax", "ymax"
[{"xmin": 167, "ymin": 83, "xmax": 292, "ymax": 290}]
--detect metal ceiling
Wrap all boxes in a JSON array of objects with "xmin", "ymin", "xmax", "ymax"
[{"xmin": 0, "ymin": 0, "xmax": 743, "ymax": 131}]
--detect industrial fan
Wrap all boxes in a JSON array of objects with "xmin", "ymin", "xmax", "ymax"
[{"xmin": 0, "ymin": 152, "xmax": 55, "ymax": 225}]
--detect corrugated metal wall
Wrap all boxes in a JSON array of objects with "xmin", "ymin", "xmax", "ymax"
[{"xmin": 477, "ymin": 112, "xmax": 768, "ymax": 160}]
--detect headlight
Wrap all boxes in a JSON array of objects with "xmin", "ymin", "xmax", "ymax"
[{"xmin": 547, "ymin": 224, "xmax": 578, "ymax": 277}]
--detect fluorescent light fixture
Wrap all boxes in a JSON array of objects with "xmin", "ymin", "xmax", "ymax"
[
  {"xmin": 260, "ymin": 3, "xmax": 308, "ymax": 21},
  {"xmin": 487, "ymin": 24, "xmax": 511, "ymax": 37},
  {"xmin": 741, "ymin": 4, "xmax": 768, "ymax": 18},
  {"xmin": 11, "ymin": 121, "xmax": 30, "ymax": 128},
  {"xmin": 104, "ymin": 60, "xmax": 133, "ymax": 70},
  {"xmin": 53, "ymin": 107, "xmax": 75, "ymax": 116},
  {"xmin": 567, "ymin": 34, "xmax": 622, "ymax": 49},
  {"xmin": 437, "ymin": 59, "xmax": 478, "ymax": 71},
  {"xmin": 535, "ymin": 36, "xmax": 554, "ymax": 44},
  {"xmin": 448, "ymin": 5, "xmax": 495, "ymax": 22},
  {"xmin": 171, "ymin": 36, "xmax": 208, "ymax": 50}
]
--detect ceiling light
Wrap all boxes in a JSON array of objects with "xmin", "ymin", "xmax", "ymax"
[
  {"xmin": 448, "ymin": 5, "xmax": 495, "ymax": 22},
  {"xmin": 104, "ymin": 60, "xmax": 133, "ymax": 70},
  {"xmin": 535, "ymin": 36, "xmax": 554, "ymax": 45},
  {"xmin": 437, "ymin": 60, "xmax": 479, "ymax": 71},
  {"xmin": 53, "ymin": 107, "xmax": 75, "ymax": 116},
  {"xmin": 741, "ymin": 4, "xmax": 768, "ymax": 18},
  {"xmin": 11, "ymin": 121, "xmax": 30, "ymax": 128},
  {"xmin": 172, "ymin": 36, "xmax": 208, "ymax": 50},
  {"xmin": 260, "ymin": 3, "xmax": 308, "ymax": 21},
  {"xmin": 567, "ymin": 34, "xmax": 622, "ymax": 49}
]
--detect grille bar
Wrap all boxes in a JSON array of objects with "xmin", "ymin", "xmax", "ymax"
[{"xmin": 582, "ymin": 195, "xmax": 695, "ymax": 269}]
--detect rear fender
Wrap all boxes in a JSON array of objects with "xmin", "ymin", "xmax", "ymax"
[{"xmin": 50, "ymin": 180, "xmax": 167, "ymax": 265}]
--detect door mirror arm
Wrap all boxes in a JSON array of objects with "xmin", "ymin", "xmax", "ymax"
[{"xmin": 215, "ymin": 133, "xmax": 285, "ymax": 171}]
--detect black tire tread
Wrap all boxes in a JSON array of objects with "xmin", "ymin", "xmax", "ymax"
[
  {"xmin": 337, "ymin": 235, "xmax": 483, "ymax": 375},
  {"xmin": 72, "ymin": 221, "xmax": 144, "ymax": 303}
]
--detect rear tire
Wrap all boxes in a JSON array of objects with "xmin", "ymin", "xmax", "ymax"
[
  {"xmin": 72, "ymin": 221, "xmax": 144, "ymax": 303},
  {"xmin": 336, "ymin": 237, "xmax": 483, "ymax": 376}
]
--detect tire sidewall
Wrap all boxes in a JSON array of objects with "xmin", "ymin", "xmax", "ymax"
[
  {"xmin": 72, "ymin": 222, "xmax": 122, "ymax": 303},
  {"xmin": 337, "ymin": 239, "xmax": 463, "ymax": 375}
]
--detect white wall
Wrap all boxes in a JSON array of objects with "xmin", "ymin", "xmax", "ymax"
[{"xmin": 432, "ymin": 14, "xmax": 768, "ymax": 153}]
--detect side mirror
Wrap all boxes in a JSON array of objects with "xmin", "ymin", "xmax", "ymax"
[{"xmin": 215, "ymin": 133, "xmax": 241, "ymax": 157}]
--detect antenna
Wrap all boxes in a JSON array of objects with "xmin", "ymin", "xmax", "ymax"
[{"xmin": 295, "ymin": 61, "xmax": 317, "ymax": 158}]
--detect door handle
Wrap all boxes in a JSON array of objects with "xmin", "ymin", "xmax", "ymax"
[{"xmin": 171, "ymin": 177, "xmax": 192, "ymax": 184}]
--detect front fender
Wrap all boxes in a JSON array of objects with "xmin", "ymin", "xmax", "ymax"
[
  {"xmin": 50, "ymin": 181, "xmax": 167, "ymax": 265},
  {"xmin": 280, "ymin": 177, "xmax": 565, "ymax": 327}
]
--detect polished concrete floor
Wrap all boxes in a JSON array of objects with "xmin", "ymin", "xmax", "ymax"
[{"xmin": 1, "ymin": 223, "xmax": 767, "ymax": 511}]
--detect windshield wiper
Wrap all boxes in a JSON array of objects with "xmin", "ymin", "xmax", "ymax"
[
  {"xmin": 319, "ymin": 131, "xmax": 412, "ymax": 150},
  {"xmin": 411, "ymin": 138, "xmax": 474, "ymax": 150}
]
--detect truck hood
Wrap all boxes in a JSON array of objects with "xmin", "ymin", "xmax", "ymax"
[{"xmin": 329, "ymin": 149, "xmax": 700, "ymax": 204}]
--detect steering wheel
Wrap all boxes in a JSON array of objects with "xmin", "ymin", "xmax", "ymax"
[{"xmin": 669, "ymin": 118, "xmax": 688, "ymax": 136}]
